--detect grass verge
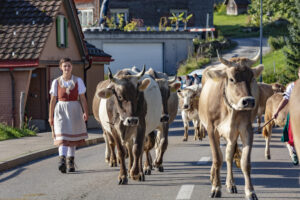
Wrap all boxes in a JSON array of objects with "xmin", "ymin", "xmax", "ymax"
[
  {"xmin": 0, "ymin": 123, "xmax": 37, "ymax": 141},
  {"xmin": 177, "ymin": 57, "xmax": 210, "ymax": 76}
]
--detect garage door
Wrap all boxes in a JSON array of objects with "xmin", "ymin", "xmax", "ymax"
[{"xmin": 103, "ymin": 43, "xmax": 163, "ymax": 74}]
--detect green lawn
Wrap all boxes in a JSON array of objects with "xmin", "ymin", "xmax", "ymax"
[
  {"xmin": 177, "ymin": 57, "xmax": 210, "ymax": 76},
  {"xmin": 0, "ymin": 123, "xmax": 37, "ymax": 141},
  {"xmin": 255, "ymin": 49, "xmax": 290, "ymax": 84}
]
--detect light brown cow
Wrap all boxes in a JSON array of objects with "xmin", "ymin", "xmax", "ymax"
[
  {"xmin": 198, "ymin": 52, "xmax": 263, "ymax": 199},
  {"xmin": 289, "ymin": 81, "xmax": 300, "ymax": 159},
  {"xmin": 257, "ymin": 83, "xmax": 285, "ymax": 130},
  {"xmin": 178, "ymin": 85, "xmax": 205, "ymax": 141},
  {"xmin": 262, "ymin": 93, "xmax": 288, "ymax": 160}
]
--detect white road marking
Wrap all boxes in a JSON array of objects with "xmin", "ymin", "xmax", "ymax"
[
  {"xmin": 176, "ymin": 184, "xmax": 194, "ymax": 200},
  {"xmin": 197, "ymin": 156, "xmax": 211, "ymax": 165}
]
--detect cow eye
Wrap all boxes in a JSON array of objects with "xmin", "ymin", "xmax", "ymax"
[
  {"xmin": 117, "ymin": 95, "xmax": 123, "ymax": 101},
  {"xmin": 229, "ymin": 78, "xmax": 234, "ymax": 83}
]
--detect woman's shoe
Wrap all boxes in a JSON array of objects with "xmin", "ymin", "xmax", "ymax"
[
  {"xmin": 58, "ymin": 156, "xmax": 66, "ymax": 173},
  {"xmin": 292, "ymin": 153, "xmax": 299, "ymax": 165},
  {"xmin": 67, "ymin": 156, "xmax": 75, "ymax": 172}
]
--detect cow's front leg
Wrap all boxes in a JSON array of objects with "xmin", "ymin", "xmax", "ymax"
[
  {"xmin": 207, "ymin": 125, "xmax": 222, "ymax": 198},
  {"xmin": 193, "ymin": 119, "xmax": 200, "ymax": 140},
  {"xmin": 144, "ymin": 132, "xmax": 155, "ymax": 175},
  {"xmin": 225, "ymin": 139, "xmax": 238, "ymax": 194},
  {"xmin": 182, "ymin": 111, "xmax": 189, "ymax": 141},
  {"xmin": 112, "ymin": 130, "xmax": 127, "ymax": 185},
  {"xmin": 240, "ymin": 125, "xmax": 258, "ymax": 200},
  {"xmin": 126, "ymin": 140, "xmax": 133, "ymax": 176},
  {"xmin": 153, "ymin": 124, "xmax": 168, "ymax": 172},
  {"xmin": 130, "ymin": 127, "xmax": 145, "ymax": 181}
]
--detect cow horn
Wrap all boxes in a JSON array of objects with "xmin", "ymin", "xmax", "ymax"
[
  {"xmin": 168, "ymin": 75, "xmax": 177, "ymax": 84},
  {"xmin": 107, "ymin": 67, "xmax": 114, "ymax": 81},
  {"xmin": 249, "ymin": 49, "xmax": 261, "ymax": 65},
  {"xmin": 217, "ymin": 50, "xmax": 237, "ymax": 67},
  {"xmin": 136, "ymin": 65, "xmax": 146, "ymax": 79}
]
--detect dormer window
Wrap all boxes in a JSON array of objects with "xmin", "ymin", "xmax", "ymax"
[
  {"xmin": 56, "ymin": 15, "xmax": 68, "ymax": 48},
  {"xmin": 78, "ymin": 9, "xmax": 93, "ymax": 27},
  {"xmin": 110, "ymin": 8, "xmax": 129, "ymax": 25}
]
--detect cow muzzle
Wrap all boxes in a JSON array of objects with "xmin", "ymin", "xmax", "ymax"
[
  {"xmin": 238, "ymin": 97, "xmax": 255, "ymax": 110},
  {"xmin": 123, "ymin": 117, "xmax": 139, "ymax": 126},
  {"xmin": 160, "ymin": 114, "xmax": 169, "ymax": 123}
]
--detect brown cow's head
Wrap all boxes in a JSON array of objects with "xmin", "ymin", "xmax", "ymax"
[
  {"xmin": 156, "ymin": 76, "xmax": 181, "ymax": 122},
  {"xmin": 146, "ymin": 68, "xmax": 181, "ymax": 123},
  {"xmin": 177, "ymin": 85, "xmax": 201, "ymax": 110},
  {"xmin": 97, "ymin": 66, "xmax": 150, "ymax": 126},
  {"xmin": 206, "ymin": 51, "xmax": 264, "ymax": 111},
  {"xmin": 271, "ymin": 83, "xmax": 286, "ymax": 93}
]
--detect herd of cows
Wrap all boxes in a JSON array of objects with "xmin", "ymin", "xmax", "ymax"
[{"xmin": 91, "ymin": 51, "xmax": 300, "ymax": 200}]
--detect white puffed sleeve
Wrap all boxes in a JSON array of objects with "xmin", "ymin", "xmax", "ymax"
[
  {"xmin": 283, "ymin": 82, "xmax": 295, "ymax": 100},
  {"xmin": 77, "ymin": 77, "xmax": 86, "ymax": 95},
  {"xmin": 49, "ymin": 79, "xmax": 58, "ymax": 96}
]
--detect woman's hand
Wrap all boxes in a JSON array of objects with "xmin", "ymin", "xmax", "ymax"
[
  {"xmin": 83, "ymin": 112, "xmax": 88, "ymax": 121},
  {"xmin": 48, "ymin": 118, "xmax": 54, "ymax": 126}
]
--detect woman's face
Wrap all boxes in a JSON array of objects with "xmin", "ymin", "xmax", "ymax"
[
  {"xmin": 298, "ymin": 68, "xmax": 300, "ymax": 78},
  {"xmin": 60, "ymin": 62, "xmax": 73, "ymax": 75}
]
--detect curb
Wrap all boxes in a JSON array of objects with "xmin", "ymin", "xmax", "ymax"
[{"xmin": 0, "ymin": 137, "xmax": 105, "ymax": 172}]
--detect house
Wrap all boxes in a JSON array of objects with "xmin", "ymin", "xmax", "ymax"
[
  {"xmin": 224, "ymin": 0, "xmax": 250, "ymax": 15},
  {"xmin": 0, "ymin": 0, "xmax": 113, "ymax": 130},
  {"xmin": 75, "ymin": 0, "xmax": 214, "ymax": 29}
]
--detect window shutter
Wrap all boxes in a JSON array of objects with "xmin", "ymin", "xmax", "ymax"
[
  {"xmin": 64, "ymin": 17, "xmax": 68, "ymax": 48},
  {"xmin": 56, "ymin": 17, "xmax": 61, "ymax": 48}
]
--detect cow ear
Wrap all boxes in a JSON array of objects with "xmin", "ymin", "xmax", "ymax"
[
  {"xmin": 252, "ymin": 64, "xmax": 264, "ymax": 79},
  {"xmin": 206, "ymin": 68, "xmax": 227, "ymax": 81},
  {"xmin": 97, "ymin": 88, "xmax": 113, "ymax": 99},
  {"xmin": 138, "ymin": 78, "xmax": 151, "ymax": 91},
  {"xmin": 170, "ymin": 82, "xmax": 181, "ymax": 92}
]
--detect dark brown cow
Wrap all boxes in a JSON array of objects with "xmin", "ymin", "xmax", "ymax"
[
  {"xmin": 94, "ymin": 66, "xmax": 163, "ymax": 184},
  {"xmin": 288, "ymin": 81, "xmax": 300, "ymax": 159},
  {"xmin": 198, "ymin": 52, "xmax": 263, "ymax": 199}
]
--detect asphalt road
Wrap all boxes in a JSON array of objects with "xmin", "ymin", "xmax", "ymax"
[{"xmin": 0, "ymin": 115, "xmax": 299, "ymax": 200}]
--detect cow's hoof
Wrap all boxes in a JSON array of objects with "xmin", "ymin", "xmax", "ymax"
[
  {"xmin": 227, "ymin": 186, "xmax": 237, "ymax": 194},
  {"xmin": 266, "ymin": 155, "xmax": 271, "ymax": 160},
  {"xmin": 155, "ymin": 166, "xmax": 164, "ymax": 172},
  {"xmin": 210, "ymin": 190, "xmax": 221, "ymax": 198},
  {"xmin": 109, "ymin": 161, "xmax": 117, "ymax": 167},
  {"xmin": 182, "ymin": 137, "xmax": 187, "ymax": 142},
  {"xmin": 144, "ymin": 168, "xmax": 151, "ymax": 175},
  {"xmin": 246, "ymin": 193, "xmax": 258, "ymax": 200},
  {"xmin": 118, "ymin": 176, "xmax": 128, "ymax": 185},
  {"xmin": 139, "ymin": 173, "xmax": 145, "ymax": 181},
  {"xmin": 105, "ymin": 157, "xmax": 110, "ymax": 163}
]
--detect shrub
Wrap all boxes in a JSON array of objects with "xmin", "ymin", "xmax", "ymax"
[
  {"xmin": 0, "ymin": 123, "xmax": 37, "ymax": 141},
  {"xmin": 268, "ymin": 36, "xmax": 286, "ymax": 50},
  {"xmin": 215, "ymin": 3, "xmax": 227, "ymax": 15}
]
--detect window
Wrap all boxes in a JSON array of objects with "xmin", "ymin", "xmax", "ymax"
[
  {"xmin": 78, "ymin": 9, "xmax": 93, "ymax": 27},
  {"xmin": 110, "ymin": 9, "xmax": 129, "ymax": 24},
  {"xmin": 56, "ymin": 15, "xmax": 68, "ymax": 48},
  {"xmin": 170, "ymin": 9, "xmax": 187, "ymax": 27}
]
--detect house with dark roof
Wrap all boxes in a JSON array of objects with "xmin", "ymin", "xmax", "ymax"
[
  {"xmin": 224, "ymin": 0, "xmax": 250, "ymax": 15},
  {"xmin": 74, "ymin": 0, "xmax": 214, "ymax": 29},
  {"xmin": 0, "ymin": 0, "xmax": 113, "ymax": 130}
]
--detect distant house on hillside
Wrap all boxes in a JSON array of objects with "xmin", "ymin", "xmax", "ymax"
[
  {"xmin": 225, "ymin": 0, "xmax": 250, "ymax": 15},
  {"xmin": 74, "ymin": 0, "xmax": 214, "ymax": 29}
]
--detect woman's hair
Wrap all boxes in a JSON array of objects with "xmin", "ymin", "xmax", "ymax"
[{"xmin": 59, "ymin": 57, "xmax": 72, "ymax": 67}]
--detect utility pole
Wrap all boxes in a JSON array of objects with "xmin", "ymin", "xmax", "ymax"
[{"xmin": 259, "ymin": 0, "xmax": 263, "ymax": 82}]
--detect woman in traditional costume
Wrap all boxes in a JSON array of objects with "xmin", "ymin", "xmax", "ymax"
[{"xmin": 49, "ymin": 58, "xmax": 88, "ymax": 173}]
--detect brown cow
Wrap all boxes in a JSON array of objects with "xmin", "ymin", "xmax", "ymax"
[
  {"xmin": 178, "ymin": 85, "xmax": 205, "ymax": 141},
  {"xmin": 289, "ymin": 81, "xmax": 300, "ymax": 159},
  {"xmin": 94, "ymin": 66, "xmax": 163, "ymax": 184},
  {"xmin": 198, "ymin": 52, "xmax": 263, "ymax": 199},
  {"xmin": 257, "ymin": 83, "xmax": 285, "ymax": 130},
  {"xmin": 262, "ymin": 93, "xmax": 288, "ymax": 160}
]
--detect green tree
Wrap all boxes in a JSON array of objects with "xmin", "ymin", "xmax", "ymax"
[
  {"xmin": 248, "ymin": 0, "xmax": 297, "ymax": 25},
  {"xmin": 284, "ymin": 0, "xmax": 300, "ymax": 81}
]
